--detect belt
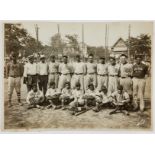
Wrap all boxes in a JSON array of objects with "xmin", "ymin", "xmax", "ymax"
[
  {"xmin": 109, "ymin": 75, "xmax": 118, "ymax": 77},
  {"xmin": 27, "ymin": 74, "xmax": 37, "ymax": 76},
  {"xmin": 9, "ymin": 75, "xmax": 20, "ymax": 78},
  {"xmin": 87, "ymin": 73, "xmax": 95, "ymax": 75},
  {"xmin": 121, "ymin": 76, "xmax": 132, "ymax": 78},
  {"xmin": 98, "ymin": 74, "xmax": 107, "ymax": 76},
  {"xmin": 62, "ymin": 73, "xmax": 70, "ymax": 75},
  {"xmin": 74, "ymin": 73, "xmax": 83, "ymax": 75},
  {"xmin": 133, "ymin": 77, "xmax": 145, "ymax": 79}
]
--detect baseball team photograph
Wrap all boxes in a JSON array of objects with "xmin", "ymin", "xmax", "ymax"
[{"xmin": 3, "ymin": 21, "xmax": 152, "ymax": 131}]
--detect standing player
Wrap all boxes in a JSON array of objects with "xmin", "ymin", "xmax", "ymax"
[
  {"xmin": 48, "ymin": 55, "xmax": 59, "ymax": 88},
  {"xmin": 97, "ymin": 57, "xmax": 108, "ymax": 90},
  {"xmin": 23, "ymin": 55, "xmax": 38, "ymax": 92},
  {"xmin": 108, "ymin": 56, "xmax": 120, "ymax": 95},
  {"xmin": 132, "ymin": 55, "xmax": 148, "ymax": 113},
  {"xmin": 71, "ymin": 55, "xmax": 86, "ymax": 92},
  {"xmin": 119, "ymin": 54, "xmax": 133, "ymax": 97},
  {"xmin": 37, "ymin": 55, "xmax": 49, "ymax": 96},
  {"xmin": 58, "ymin": 55, "xmax": 72, "ymax": 91},
  {"xmin": 85, "ymin": 54, "xmax": 97, "ymax": 91},
  {"xmin": 6, "ymin": 54, "xmax": 23, "ymax": 107}
]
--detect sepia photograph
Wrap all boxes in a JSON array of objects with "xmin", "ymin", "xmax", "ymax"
[{"xmin": 2, "ymin": 21, "xmax": 152, "ymax": 131}]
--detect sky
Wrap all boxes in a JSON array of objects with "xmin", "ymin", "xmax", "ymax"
[{"xmin": 21, "ymin": 21, "xmax": 153, "ymax": 47}]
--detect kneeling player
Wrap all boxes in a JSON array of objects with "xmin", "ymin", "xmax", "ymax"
[
  {"xmin": 109, "ymin": 85, "xmax": 130, "ymax": 115},
  {"xmin": 69, "ymin": 83, "xmax": 85, "ymax": 115},
  {"xmin": 83, "ymin": 83, "xmax": 97, "ymax": 109},
  {"xmin": 93, "ymin": 86, "xmax": 111, "ymax": 112},
  {"xmin": 45, "ymin": 82, "xmax": 61, "ymax": 109},
  {"xmin": 26, "ymin": 84, "xmax": 44, "ymax": 109},
  {"xmin": 60, "ymin": 82, "xmax": 74, "ymax": 110}
]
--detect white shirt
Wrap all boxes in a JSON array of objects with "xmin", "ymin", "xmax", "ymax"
[
  {"xmin": 24, "ymin": 62, "xmax": 37, "ymax": 77},
  {"xmin": 97, "ymin": 63, "xmax": 108, "ymax": 75},
  {"xmin": 111, "ymin": 91, "xmax": 129, "ymax": 102},
  {"xmin": 61, "ymin": 88, "xmax": 72, "ymax": 96},
  {"xmin": 120, "ymin": 63, "xmax": 133, "ymax": 77},
  {"xmin": 48, "ymin": 62, "xmax": 59, "ymax": 73},
  {"xmin": 86, "ymin": 62, "xmax": 97, "ymax": 74},
  {"xmin": 37, "ymin": 62, "xmax": 48, "ymax": 75},
  {"xmin": 108, "ymin": 64, "xmax": 120, "ymax": 76},
  {"xmin": 85, "ymin": 89, "xmax": 97, "ymax": 97},
  {"xmin": 26, "ymin": 90, "xmax": 44, "ymax": 103},
  {"xmin": 73, "ymin": 62, "xmax": 86, "ymax": 74},
  {"xmin": 45, "ymin": 88, "xmax": 60, "ymax": 97},
  {"xmin": 95, "ymin": 91, "xmax": 109, "ymax": 102},
  {"xmin": 59, "ymin": 63, "xmax": 72, "ymax": 74},
  {"xmin": 72, "ymin": 89, "xmax": 83, "ymax": 99}
]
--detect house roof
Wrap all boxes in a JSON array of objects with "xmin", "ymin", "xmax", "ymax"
[{"xmin": 111, "ymin": 37, "xmax": 127, "ymax": 49}]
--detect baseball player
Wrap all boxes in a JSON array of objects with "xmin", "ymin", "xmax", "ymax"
[
  {"xmin": 85, "ymin": 54, "xmax": 97, "ymax": 91},
  {"xmin": 132, "ymin": 55, "xmax": 148, "ymax": 113},
  {"xmin": 37, "ymin": 55, "xmax": 48, "ymax": 96},
  {"xmin": 83, "ymin": 83, "xmax": 97, "ymax": 108},
  {"xmin": 26, "ymin": 84, "xmax": 44, "ymax": 109},
  {"xmin": 107, "ymin": 57, "xmax": 120, "ymax": 95},
  {"xmin": 119, "ymin": 54, "xmax": 133, "ymax": 96},
  {"xmin": 109, "ymin": 85, "xmax": 130, "ymax": 115},
  {"xmin": 69, "ymin": 83, "xmax": 85, "ymax": 115},
  {"xmin": 93, "ymin": 86, "xmax": 111, "ymax": 112},
  {"xmin": 48, "ymin": 55, "xmax": 59, "ymax": 88},
  {"xmin": 71, "ymin": 55, "xmax": 86, "ymax": 92},
  {"xmin": 58, "ymin": 55, "xmax": 73, "ymax": 91},
  {"xmin": 6, "ymin": 54, "xmax": 23, "ymax": 107},
  {"xmin": 23, "ymin": 55, "xmax": 38, "ymax": 92},
  {"xmin": 60, "ymin": 82, "xmax": 74, "ymax": 110},
  {"xmin": 45, "ymin": 82, "xmax": 61, "ymax": 110},
  {"xmin": 97, "ymin": 57, "xmax": 108, "ymax": 90}
]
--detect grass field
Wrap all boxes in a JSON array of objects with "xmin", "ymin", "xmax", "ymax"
[{"xmin": 4, "ymin": 77, "xmax": 151, "ymax": 131}]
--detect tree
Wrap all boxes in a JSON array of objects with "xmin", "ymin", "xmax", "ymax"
[
  {"xmin": 4, "ymin": 23, "xmax": 43, "ymax": 57},
  {"xmin": 87, "ymin": 46, "xmax": 106, "ymax": 58},
  {"xmin": 127, "ymin": 34, "xmax": 151, "ymax": 58},
  {"xmin": 50, "ymin": 33, "xmax": 66, "ymax": 54},
  {"xmin": 23, "ymin": 35, "xmax": 43, "ymax": 57},
  {"xmin": 5, "ymin": 24, "xmax": 27, "ymax": 56},
  {"xmin": 65, "ymin": 34, "xmax": 80, "ymax": 51}
]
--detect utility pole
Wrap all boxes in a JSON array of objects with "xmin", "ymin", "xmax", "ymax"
[
  {"xmin": 35, "ymin": 24, "xmax": 39, "ymax": 45},
  {"xmin": 57, "ymin": 24, "xmax": 60, "ymax": 34},
  {"xmin": 82, "ymin": 24, "xmax": 85, "ymax": 59},
  {"xmin": 105, "ymin": 24, "xmax": 108, "ymax": 61},
  {"xmin": 128, "ymin": 24, "xmax": 131, "ymax": 61},
  {"xmin": 35, "ymin": 24, "xmax": 39, "ymax": 55}
]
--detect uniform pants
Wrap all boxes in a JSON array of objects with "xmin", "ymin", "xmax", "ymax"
[
  {"xmin": 27, "ymin": 75, "xmax": 37, "ymax": 92},
  {"xmin": 38, "ymin": 75, "xmax": 48, "ymax": 96},
  {"xmin": 8, "ymin": 77, "xmax": 21, "ymax": 102},
  {"xmin": 84, "ymin": 74, "xmax": 97, "ymax": 91},
  {"xmin": 27, "ymin": 97, "xmax": 44, "ymax": 105},
  {"xmin": 97, "ymin": 75, "xmax": 108, "ymax": 90},
  {"xmin": 69, "ymin": 99, "xmax": 85, "ymax": 109},
  {"xmin": 48, "ymin": 73, "xmax": 59, "ymax": 88},
  {"xmin": 108, "ymin": 76, "xmax": 119, "ymax": 95},
  {"xmin": 71, "ymin": 74, "xmax": 84, "ymax": 91},
  {"xmin": 58, "ymin": 74, "xmax": 71, "ymax": 90},
  {"xmin": 120, "ymin": 77, "xmax": 133, "ymax": 95},
  {"xmin": 132, "ymin": 77, "xmax": 146, "ymax": 111}
]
